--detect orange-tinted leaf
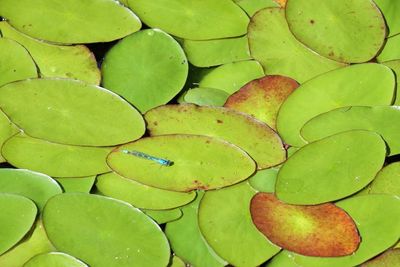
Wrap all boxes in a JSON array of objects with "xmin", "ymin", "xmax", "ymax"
[
  {"xmin": 224, "ymin": 75, "xmax": 298, "ymax": 129},
  {"xmin": 273, "ymin": 0, "xmax": 287, "ymax": 7},
  {"xmin": 361, "ymin": 249, "xmax": 400, "ymax": 267},
  {"xmin": 250, "ymin": 193, "xmax": 360, "ymax": 257}
]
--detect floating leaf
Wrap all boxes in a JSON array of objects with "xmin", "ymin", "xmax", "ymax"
[
  {"xmin": 361, "ymin": 249, "xmax": 400, "ymax": 267},
  {"xmin": 276, "ymin": 63, "xmax": 395, "ymax": 147},
  {"xmin": 368, "ymin": 162, "xmax": 400, "ymax": 196},
  {"xmin": 0, "ymin": 0, "xmax": 141, "ymax": 43},
  {"xmin": 267, "ymin": 251, "xmax": 300, "ymax": 267},
  {"xmin": 23, "ymin": 252, "xmax": 87, "ymax": 267},
  {"xmin": 145, "ymin": 104, "xmax": 285, "ymax": 169},
  {"xmin": 0, "ymin": 109, "xmax": 19, "ymax": 163},
  {"xmin": 249, "ymin": 168, "xmax": 279, "ymax": 193},
  {"xmin": 377, "ymin": 34, "xmax": 400, "ymax": 62},
  {"xmin": 198, "ymin": 182, "xmax": 281, "ymax": 266},
  {"xmin": 102, "ymin": 29, "xmax": 188, "ymax": 113},
  {"xmin": 56, "ymin": 176, "xmax": 96, "ymax": 193},
  {"xmin": 382, "ymin": 60, "xmax": 400, "ymax": 105},
  {"xmin": 107, "ymin": 135, "xmax": 255, "ymax": 191},
  {"xmin": 276, "ymin": 130, "xmax": 386, "ymax": 204},
  {"xmin": 143, "ymin": 208, "xmax": 182, "ymax": 224},
  {"xmin": 234, "ymin": 0, "xmax": 278, "ymax": 16},
  {"xmin": 183, "ymin": 88, "xmax": 230, "ymax": 107},
  {"xmin": 373, "ymin": 0, "xmax": 400, "ymax": 36},
  {"xmin": 43, "ymin": 193, "xmax": 170, "ymax": 267},
  {"xmin": 224, "ymin": 75, "xmax": 298, "ymax": 129},
  {"xmin": 285, "ymin": 0, "xmax": 386, "ymax": 63},
  {"xmin": 0, "ymin": 78, "xmax": 145, "ymax": 146},
  {"xmin": 0, "ymin": 22, "xmax": 100, "ymax": 85},
  {"xmin": 127, "ymin": 0, "xmax": 249, "ymax": 40},
  {"xmin": 248, "ymin": 8, "xmax": 345, "ymax": 83},
  {"xmin": 96, "ymin": 172, "xmax": 196, "ymax": 210},
  {"xmin": 301, "ymin": 106, "xmax": 400, "ymax": 156},
  {"xmin": 2, "ymin": 134, "xmax": 111, "ymax": 177},
  {"xmin": 250, "ymin": 193, "xmax": 360, "ymax": 257},
  {"xmin": 169, "ymin": 256, "xmax": 186, "ymax": 267}
]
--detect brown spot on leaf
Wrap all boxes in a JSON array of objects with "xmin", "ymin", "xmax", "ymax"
[
  {"xmin": 216, "ymin": 119, "xmax": 223, "ymax": 124},
  {"xmin": 329, "ymin": 51, "xmax": 335, "ymax": 57},
  {"xmin": 153, "ymin": 121, "xmax": 158, "ymax": 126},
  {"xmin": 310, "ymin": 19, "xmax": 315, "ymax": 24}
]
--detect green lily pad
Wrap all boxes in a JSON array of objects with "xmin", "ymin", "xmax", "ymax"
[
  {"xmin": 0, "ymin": 22, "xmax": 100, "ymax": 85},
  {"xmin": 0, "ymin": 221, "xmax": 55, "ymax": 267},
  {"xmin": 0, "ymin": 193, "xmax": 37, "ymax": 255},
  {"xmin": 377, "ymin": 34, "xmax": 400, "ymax": 62},
  {"xmin": 301, "ymin": 106, "xmax": 400, "ymax": 156},
  {"xmin": 382, "ymin": 60, "xmax": 400, "ymax": 105},
  {"xmin": 267, "ymin": 251, "xmax": 300, "ymax": 267},
  {"xmin": 0, "ymin": 37, "xmax": 37, "ymax": 87},
  {"xmin": 169, "ymin": 256, "xmax": 186, "ymax": 267},
  {"xmin": 248, "ymin": 8, "xmax": 345, "ymax": 83},
  {"xmin": 145, "ymin": 104, "xmax": 285, "ymax": 169},
  {"xmin": 107, "ymin": 135, "xmax": 255, "ymax": 191},
  {"xmin": 224, "ymin": 75, "xmax": 298, "ymax": 130},
  {"xmin": 183, "ymin": 36, "xmax": 251, "ymax": 67},
  {"xmin": 143, "ymin": 208, "xmax": 182, "ymax": 224},
  {"xmin": 251, "ymin": 193, "xmax": 360, "ymax": 257},
  {"xmin": 292, "ymin": 194, "xmax": 400, "ymax": 267},
  {"xmin": 249, "ymin": 168, "xmax": 279, "ymax": 193},
  {"xmin": 198, "ymin": 60, "xmax": 265, "ymax": 94},
  {"xmin": 285, "ymin": 0, "xmax": 386, "ymax": 63},
  {"xmin": 23, "ymin": 252, "xmax": 87, "ymax": 267},
  {"xmin": 43, "ymin": 193, "xmax": 170, "ymax": 267},
  {"xmin": 56, "ymin": 176, "xmax": 96, "ymax": 193},
  {"xmin": 0, "ymin": 109, "xmax": 19, "ymax": 163},
  {"xmin": 0, "ymin": 78, "xmax": 144, "ymax": 146},
  {"xmin": 276, "ymin": 63, "xmax": 395, "ymax": 147},
  {"xmin": 165, "ymin": 191, "xmax": 227, "ymax": 267},
  {"xmin": 2, "ymin": 134, "xmax": 111, "ymax": 177},
  {"xmin": 0, "ymin": 0, "xmax": 141, "ymax": 43},
  {"xmin": 102, "ymin": 29, "xmax": 188, "ymax": 113},
  {"xmin": 361, "ymin": 249, "xmax": 400, "ymax": 267},
  {"xmin": 96, "ymin": 172, "xmax": 196, "ymax": 210},
  {"xmin": 183, "ymin": 88, "xmax": 230, "ymax": 107},
  {"xmin": 127, "ymin": 0, "xmax": 248, "ymax": 40},
  {"xmin": 373, "ymin": 0, "xmax": 400, "ymax": 37},
  {"xmin": 234, "ymin": 0, "xmax": 278, "ymax": 16},
  {"xmin": 198, "ymin": 182, "xmax": 281, "ymax": 266},
  {"xmin": 0, "ymin": 168, "xmax": 62, "ymax": 210},
  {"xmin": 276, "ymin": 130, "xmax": 386, "ymax": 204},
  {"xmin": 367, "ymin": 162, "xmax": 400, "ymax": 196}
]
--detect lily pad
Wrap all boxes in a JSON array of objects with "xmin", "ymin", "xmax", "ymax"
[
  {"xmin": 285, "ymin": 0, "xmax": 386, "ymax": 63},
  {"xmin": 377, "ymin": 34, "xmax": 400, "ymax": 62},
  {"xmin": 145, "ymin": 104, "xmax": 285, "ymax": 169},
  {"xmin": 2, "ymin": 134, "xmax": 111, "ymax": 177},
  {"xmin": 224, "ymin": 75, "xmax": 298, "ymax": 130},
  {"xmin": 183, "ymin": 88, "xmax": 230, "ymax": 107},
  {"xmin": 276, "ymin": 63, "xmax": 395, "ymax": 147},
  {"xmin": 0, "ymin": 168, "xmax": 62, "ymax": 210},
  {"xmin": 250, "ymin": 193, "xmax": 360, "ymax": 257},
  {"xmin": 0, "ymin": 221, "xmax": 55, "ymax": 267},
  {"xmin": 127, "ymin": 0, "xmax": 249, "ymax": 40},
  {"xmin": 248, "ymin": 8, "xmax": 345, "ymax": 83},
  {"xmin": 361, "ymin": 249, "xmax": 400, "ymax": 267},
  {"xmin": 267, "ymin": 251, "xmax": 300, "ymax": 267},
  {"xmin": 0, "ymin": 193, "xmax": 37, "ymax": 255},
  {"xmin": 0, "ymin": 110, "xmax": 20, "ymax": 163},
  {"xmin": 292, "ymin": 194, "xmax": 400, "ymax": 267},
  {"xmin": 0, "ymin": 0, "xmax": 141, "ymax": 43},
  {"xmin": 96, "ymin": 172, "xmax": 196, "ymax": 210},
  {"xmin": 373, "ymin": 0, "xmax": 400, "ymax": 37},
  {"xmin": 198, "ymin": 182, "xmax": 281, "ymax": 266},
  {"xmin": 165, "ymin": 191, "xmax": 227, "ymax": 267},
  {"xmin": 0, "ymin": 78, "xmax": 145, "ymax": 146},
  {"xmin": 276, "ymin": 130, "xmax": 386, "ymax": 204},
  {"xmin": 301, "ymin": 106, "xmax": 400, "ymax": 156},
  {"xmin": 0, "ymin": 22, "xmax": 100, "ymax": 85},
  {"xmin": 367, "ymin": 162, "xmax": 400, "ymax": 196},
  {"xmin": 234, "ymin": 0, "xmax": 278, "ymax": 16},
  {"xmin": 183, "ymin": 36, "xmax": 251, "ymax": 67},
  {"xmin": 249, "ymin": 168, "xmax": 279, "ymax": 193},
  {"xmin": 382, "ymin": 60, "xmax": 400, "ymax": 105},
  {"xmin": 43, "ymin": 193, "xmax": 170, "ymax": 267},
  {"xmin": 56, "ymin": 176, "xmax": 96, "ymax": 193},
  {"xmin": 23, "ymin": 252, "xmax": 87, "ymax": 267},
  {"xmin": 143, "ymin": 208, "xmax": 182, "ymax": 224},
  {"xmin": 0, "ymin": 37, "xmax": 37, "ymax": 87},
  {"xmin": 169, "ymin": 256, "xmax": 186, "ymax": 267},
  {"xmin": 198, "ymin": 60, "xmax": 265, "ymax": 94},
  {"xmin": 107, "ymin": 135, "xmax": 256, "ymax": 191}
]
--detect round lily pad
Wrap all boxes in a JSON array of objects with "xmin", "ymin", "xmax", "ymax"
[
  {"xmin": 301, "ymin": 106, "xmax": 400, "ymax": 156},
  {"xmin": 102, "ymin": 29, "xmax": 188, "ymax": 113},
  {"xmin": 267, "ymin": 251, "xmax": 300, "ymax": 267},
  {"xmin": 0, "ymin": 22, "xmax": 100, "ymax": 85},
  {"xmin": 170, "ymin": 256, "xmax": 186, "ymax": 267},
  {"xmin": 198, "ymin": 182, "xmax": 281, "ymax": 266},
  {"xmin": 0, "ymin": 109, "xmax": 19, "ymax": 163},
  {"xmin": 224, "ymin": 75, "xmax": 298, "ymax": 130},
  {"xmin": 248, "ymin": 8, "xmax": 345, "ymax": 83},
  {"xmin": 0, "ymin": 78, "xmax": 145, "ymax": 146},
  {"xmin": 377, "ymin": 34, "xmax": 400, "ymax": 62},
  {"xmin": 382, "ymin": 60, "xmax": 400, "ymax": 105},
  {"xmin": 0, "ymin": 37, "xmax": 37, "ymax": 87},
  {"xmin": 2, "ymin": 134, "xmax": 111, "ymax": 177},
  {"xmin": 145, "ymin": 104, "xmax": 285, "ymax": 169},
  {"xmin": 0, "ymin": 168, "xmax": 62, "ymax": 210},
  {"xmin": 56, "ymin": 176, "xmax": 96, "ymax": 193},
  {"xmin": 23, "ymin": 252, "xmax": 87, "ymax": 267},
  {"xmin": 276, "ymin": 63, "xmax": 395, "ymax": 147},
  {"xmin": 276, "ymin": 130, "xmax": 386, "ymax": 204},
  {"xmin": 0, "ymin": 0, "xmax": 141, "ymax": 43},
  {"xmin": 373, "ymin": 0, "xmax": 400, "ymax": 37},
  {"xmin": 368, "ymin": 162, "xmax": 400, "ymax": 196},
  {"xmin": 183, "ymin": 88, "xmax": 230, "ymax": 107},
  {"xmin": 142, "ymin": 208, "xmax": 182, "ymax": 224},
  {"xmin": 43, "ymin": 193, "xmax": 170, "ymax": 267},
  {"xmin": 96, "ymin": 172, "xmax": 196, "ymax": 210},
  {"xmin": 249, "ymin": 168, "xmax": 279, "ymax": 193},
  {"xmin": 0, "ymin": 193, "xmax": 37, "ymax": 255},
  {"xmin": 107, "ymin": 135, "xmax": 256, "ymax": 191},
  {"xmin": 250, "ymin": 193, "xmax": 360, "ymax": 257},
  {"xmin": 285, "ymin": 0, "xmax": 386, "ymax": 63},
  {"xmin": 165, "ymin": 191, "xmax": 227, "ymax": 267},
  {"xmin": 361, "ymin": 249, "xmax": 400, "ymax": 267},
  {"xmin": 127, "ymin": 0, "xmax": 249, "ymax": 40}
]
